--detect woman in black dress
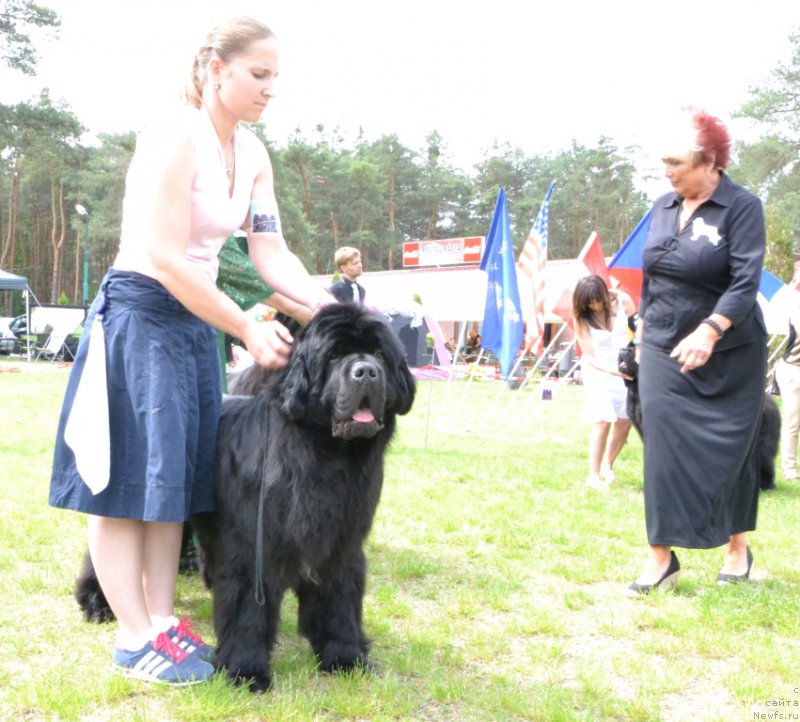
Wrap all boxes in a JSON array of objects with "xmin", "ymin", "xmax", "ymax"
[{"xmin": 628, "ymin": 108, "xmax": 766, "ymax": 594}]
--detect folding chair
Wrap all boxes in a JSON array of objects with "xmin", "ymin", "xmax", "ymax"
[{"xmin": 34, "ymin": 330, "xmax": 72, "ymax": 362}]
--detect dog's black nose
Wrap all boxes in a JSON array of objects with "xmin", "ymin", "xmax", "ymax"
[{"xmin": 351, "ymin": 361, "xmax": 379, "ymax": 383}]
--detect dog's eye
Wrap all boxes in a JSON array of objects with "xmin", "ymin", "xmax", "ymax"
[
  {"xmin": 373, "ymin": 349, "xmax": 384, "ymax": 361},
  {"xmin": 330, "ymin": 343, "xmax": 348, "ymax": 360}
]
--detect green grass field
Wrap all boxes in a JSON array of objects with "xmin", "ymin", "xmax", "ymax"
[{"xmin": 1, "ymin": 358, "xmax": 799, "ymax": 721}]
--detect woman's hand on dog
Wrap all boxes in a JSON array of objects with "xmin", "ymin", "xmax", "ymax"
[
  {"xmin": 311, "ymin": 291, "xmax": 339, "ymax": 318},
  {"xmin": 242, "ymin": 318, "xmax": 294, "ymax": 369}
]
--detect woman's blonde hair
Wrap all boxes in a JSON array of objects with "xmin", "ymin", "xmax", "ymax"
[{"xmin": 184, "ymin": 16, "xmax": 275, "ymax": 108}]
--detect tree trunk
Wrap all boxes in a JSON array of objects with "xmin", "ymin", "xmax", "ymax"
[
  {"xmin": 426, "ymin": 201, "xmax": 439, "ymax": 240},
  {"xmin": 291, "ymin": 159, "xmax": 311, "ymax": 216},
  {"xmin": 1, "ymin": 171, "xmax": 19, "ymax": 269},
  {"xmin": 387, "ymin": 172, "xmax": 396, "ymax": 234},
  {"xmin": 48, "ymin": 171, "xmax": 67, "ymax": 303},
  {"xmin": 318, "ymin": 175, "xmax": 340, "ymax": 266}
]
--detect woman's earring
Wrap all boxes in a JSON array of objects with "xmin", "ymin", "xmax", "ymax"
[{"xmin": 212, "ymin": 81, "xmax": 221, "ymax": 90}]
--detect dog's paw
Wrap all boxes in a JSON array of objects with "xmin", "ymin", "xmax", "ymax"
[
  {"xmin": 81, "ymin": 602, "xmax": 116, "ymax": 624},
  {"xmin": 245, "ymin": 673, "xmax": 273, "ymax": 694},
  {"xmin": 220, "ymin": 658, "xmax": 273, "ymax": 693},
  {"xmin": 319, "ymin": 642, "xmax": 369, "ymax": 674},
  {"xmin": 75, "ymin": 589, "xmax": 115, "ymax": 624}
]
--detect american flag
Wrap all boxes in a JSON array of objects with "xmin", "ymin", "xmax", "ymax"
[{"xmin": 517, "ymin": 181, "xmax": 555, "ymax": 353}]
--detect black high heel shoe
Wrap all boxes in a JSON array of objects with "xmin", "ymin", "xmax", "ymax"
[
  {"xmin": 627, "ymin": 551, "xmax": 680, "ymax": 595},
  {"xmin": 717, "ymin": 547, "xmax": 753, "ymax": 584}
]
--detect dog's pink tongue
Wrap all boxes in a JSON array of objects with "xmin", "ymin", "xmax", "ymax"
[{"xmin": 352, "ymin": 409, "xmax": 375, "ymax": 423}]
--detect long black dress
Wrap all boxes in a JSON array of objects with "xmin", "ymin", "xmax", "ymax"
[{"xmin": 638, "ymin": 172, "xmax": 766, "ymax": 549}]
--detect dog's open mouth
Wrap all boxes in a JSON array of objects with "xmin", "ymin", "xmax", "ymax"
[{"xmin": 332, "ymin": 404, "xmax": 384, "ymax": 440}]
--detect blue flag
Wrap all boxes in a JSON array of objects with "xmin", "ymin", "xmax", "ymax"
[
  {"xmin": 607, "ymin": 208, "xmax": 652, "ymax": 307},
  {"xmin": 757, "ymin": 268, "xmax": 798, "ymax": 335},
  {"xmin": 480, "ymin": 188, "xmax": 524, "ymax": 379},
  {"xmin": 758, "ymin": 268, "xmax": 785, "ymax": 303},
  {"xmin": 608, "ymin": 208, "xmax": 652, "ymax": 271},
  {"xmin": 609, "ymin": 208, "xmax": 783, "ymax": 331}
]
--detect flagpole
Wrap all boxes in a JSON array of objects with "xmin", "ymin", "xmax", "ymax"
[
  {"xmin": 767, "ymin": 334, "xmax": 787, "ymax": 366},
  {"xmin": 469, "ymin": 181, "xmax": 559, "ymax": 430},
  {"xmin": 497, "ymin": 332, "xmax": 578, "ymax": 432},
  {"xmin": 436, "ymin": 323, "xmax": 470, "ymax": 432},
  {"xmin": 516, "ymin": 180, "xmax": 556, "ymax": 371},
  {"xmin": 437, "ymin": 321, "xmax": 483, "ymax": 432},
  {"xmin": 477, "ymin": 187, "xmax": 524, "ymax": 381},
  {"xmin": 519, "ymin": 323, "xmax": 570, "ymax": 386},
  {"xmin": 439, "ymin": 186, "xmax": 526, "ymax": 434},
  {"xmin": 474, "ymin": 322, "xmax": 571, "ymax": 432},
  {"xmin": 424, "ymin": 372, "xmax": 434, "ymax": 450}
]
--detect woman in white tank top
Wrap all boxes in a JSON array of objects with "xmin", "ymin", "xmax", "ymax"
[
  {"xmin": 49, "ymin": 17, "xmax": 335, "ymax": 685},
  {"xmin": 572, "ymin": 274, "xmax": 637, "ymax": 489}
]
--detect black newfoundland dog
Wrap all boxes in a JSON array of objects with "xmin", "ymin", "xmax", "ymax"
[
  {"xmin": 618, "ymin": 344, "xmax": 779, "ymax": 490},
  {"xmin": 74, "ymin": 303, "xmax": 416, "ymax": 692}
]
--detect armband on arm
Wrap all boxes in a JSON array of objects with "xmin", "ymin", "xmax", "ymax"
[
  {"xmin": 249, "ymin": 199, "xmax": 282, "ymax": 236},
  {"xmin": 627, "ymin": 312, "xmax": 639, "ymax": 333}
]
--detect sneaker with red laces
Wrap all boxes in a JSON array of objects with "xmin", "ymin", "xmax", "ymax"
[
  {"xmin": 168, "ymin": 617, "xmax": 216, "ymax": 664},
  {"xmin": 112, "ymin": 631, "xmax": 214, "ymax": 685}
]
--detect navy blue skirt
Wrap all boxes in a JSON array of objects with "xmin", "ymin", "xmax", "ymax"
[{"xmin": 49, "ymin": 270, "xmax": 220, "ymax": 522}]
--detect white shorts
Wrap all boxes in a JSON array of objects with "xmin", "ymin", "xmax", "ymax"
[{"xmin": 583, "ymin": 383, "xmax": 629, "ymax": 423}]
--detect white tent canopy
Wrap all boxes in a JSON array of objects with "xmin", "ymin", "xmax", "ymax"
[
  {"xmin": 0, "ymin": 269, "xmax": 34, "ymax": 361},
  {"xmin": 314, "ymin": 259, "xmax": 580, "ymax": 324}
]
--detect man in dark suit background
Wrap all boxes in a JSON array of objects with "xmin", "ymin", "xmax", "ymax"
[{"xmin": 329, "ymin": 246, "xmax": 366, "ymax": 304}]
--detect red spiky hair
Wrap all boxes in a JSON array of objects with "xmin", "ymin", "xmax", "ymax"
[{"xmin": 688, "ymin": 106, "xmax": 731, "ymax": 170}]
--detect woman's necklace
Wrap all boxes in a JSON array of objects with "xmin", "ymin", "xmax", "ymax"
[
  {"xmin": 202, "ymin": 102, "xmax": 236, "ymax": 179},
  {"xmin": 224, "ymin": 141, "xmax": 235, "ymax": 177},
  {"xmin": 215, "ymin": 135, "xmax": 235, "ymax": 177}
]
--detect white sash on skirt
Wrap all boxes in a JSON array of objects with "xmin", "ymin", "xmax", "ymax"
[{"xmin": 64, "ymin": 315, "xmax": 110, "ymax": 495}]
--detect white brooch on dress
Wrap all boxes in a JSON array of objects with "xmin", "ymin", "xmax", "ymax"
[{"xmin": 690, "ymin": 217, "xmax": 722, "ymax": 246}]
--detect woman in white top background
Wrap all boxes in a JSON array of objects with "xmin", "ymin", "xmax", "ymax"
[
  {"xmin": 49, "ymin": 17, "xmax": 333, "ymax": 685},
  {"xmin": 572, "ymin": 274, "xmax": 636, "ymax": 489}
]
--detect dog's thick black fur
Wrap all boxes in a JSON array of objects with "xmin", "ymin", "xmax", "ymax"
[
  {"xmin": 73, "ymin": 304, "xmax": 416, "ymax": 689},
  {"xmin": 191, "ymin": 303, "xmax": 415, "ymax": 691},
  {"xmin": 618, "ymin": 344, "xmax": 780, "ymax": 491}
]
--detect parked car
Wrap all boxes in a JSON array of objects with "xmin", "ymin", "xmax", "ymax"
[
  {"xmin": 0, "ymin": 318, "xmax": 16, "ymax": 354},
  {"xmin": 9, "ymin": 314, "xmax": 28, "ymax": 338}
]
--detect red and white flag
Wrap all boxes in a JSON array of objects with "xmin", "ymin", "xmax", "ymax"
[
  {"xmin": 550, "ymin": 232, "xmax": 610, "ymax": 323},
  {"xmin": 517, "ymin": 181, "xmax": 555, "ymax": 353},
  {"xmin": 577, "ymin": 231, "xmax": 609, "ymax": 284}
]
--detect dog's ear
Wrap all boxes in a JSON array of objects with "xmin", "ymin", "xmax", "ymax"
[
  {"xmin": 275, "ymin": 311, "xmax": 301, "ymax": 336},
  {"xmin": 278, "ymin": 339, "xmax": 310, "ymax": 419},
  {"xmin": 379, "ymin": 327, "xmax": 416, "ymax": 415},
  {"xmin": 390, "ymin": 360, "xmax": 416, "ymax": 416}
]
